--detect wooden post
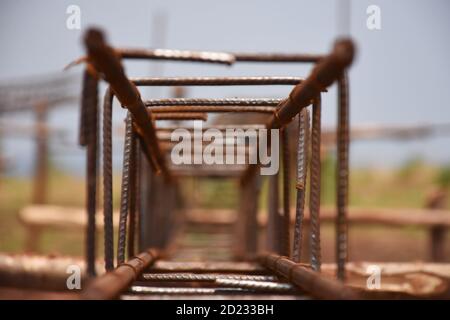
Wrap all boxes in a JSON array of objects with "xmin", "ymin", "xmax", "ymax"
[
  {"xmin": 426, "ymin": 189, "xmax": 447, "ymax": 262},
  {"xmin": 32, "ymin": 101, "xmax": 49, "ymax": 204},
  {"xmin": 234, "ymin": 171, "xmax": 261, "ymax": 260}
]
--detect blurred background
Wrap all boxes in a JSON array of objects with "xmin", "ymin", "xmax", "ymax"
[{"xmin": 0, "ymin": 0, "xmax": 449, "ymax": 262}]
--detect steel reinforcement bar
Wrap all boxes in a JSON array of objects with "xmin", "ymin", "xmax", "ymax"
[
  {"xmin": 83, "ymin": 28, "xmax": 169, "ymax": 178},
  {"xmin": 259, "ymin": 253, "xmax": 359, "ymax": 300},
  {"xmin": 81, "ymin": 249, "xmax": 160, "ymax": 300}
]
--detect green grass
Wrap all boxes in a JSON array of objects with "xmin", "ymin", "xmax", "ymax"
[
  {"xmin": 1, "ymin": 159, "xmax": 449, "ymax": 256},
  {"xmin": 0, "ymin": 167, "xmax": 122, "ymax": 255}
]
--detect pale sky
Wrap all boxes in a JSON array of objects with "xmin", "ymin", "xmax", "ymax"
[{"xmin": 1, "ymin": 0, "xmax": 449, "ymax": 175}]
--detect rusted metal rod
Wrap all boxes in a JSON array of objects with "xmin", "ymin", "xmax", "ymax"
[
  {"xmin": 102, "ymin": 87, "xmax": 114, "ymax": 271},
  {"xmin": 292, "ymin": 108, "xmax": 310, "ymax": 262},
  {"xmin": 233, "ymin": 52, "xmax": 323, "ymax": 63},
  {"xmin": 260, "ymin": 253, "xmax": 359, "ymax": 300},
  {"xmin": 267, "ymin": 39, "xmax": 355, "ymax": 129},
  {"xmin": 117, "ymin": 114, "xmax": 134, "ymax": 265},
  {"xmin": 336, "ymin": 73, "xmax": 350, "ymax": 280},
  {"xmin": 241, "ymin": 39, "xmax": 355, "ymax": 183},
  {"xmin": 145, "ymin": 98, "xmax": 282, "ymax": 107},
  {"xmin": 83, "ymin": 28, "xmax": 169, "ymax": 177},
  {"xmin": 214, "ymin": 278, "xmax": 295, "ymax": 292},
  {"xmin": 127, "ymin": 139, "xmax": 139, "ymax": 260},
  {"xmin": 281, "ymin": 128, "xmax": 291, "ymax": 257},
  {"xmin": 128, "ymin": 143, "xmax": 144, "ymax": 258},
  {"xmin": 81, "ymin": 69, "xmax": 99, "ymax": 277},
  {"xmin": 119, "ymin": 48, "xmax": 235, "ymax": 65},
  {"xmin": 66, "ymin": 48, "xmax": 235, "ymax": 69},
  {"xmin": 148, "ymin": 105, "xmax": 276, "ymax": 113},
  {"xmin": 81, "ymin": 249, "xmax": 159, "ymax": 300},
  {"xmin": 129, "ymin": 286, "xmax": 253, "ymax": 295},
  {"xmin": 141, "ymin": 273, "xmax": 277, "ymax": 282},
  {"xmin": 132, "ymin": 76, "xmax": 304, "ymax": 86},
  {"xmin": 153, "ymin": 113, "xmax": 208, "ymax": 121},
  {"xmin": 309, "ymin": 95, "xmax": 322, "ymax": 271}
]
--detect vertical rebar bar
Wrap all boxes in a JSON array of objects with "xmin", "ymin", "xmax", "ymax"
[
  {"xmin": 336, "ymin": 73, "xmax": 349, "ymax": 280},
  {"xmin": 309, "ymin": 95, "xmax": 322, "ymax": 271},
  {"xmin": 127, "ymin": 129, "xmax": 138, "ymax": 259},
  {"xmin": 117, "ymin": 113, "xmax": 133, "ymax": 264},
  {"xmin": 82, "ymin": 69, "xmax": 98, "ymax": 277},
  {"xmin": 281, "ymin": 128, "xmax": 291, "ymax": 256},
  {"xmin": 292, "ymin": 108, "xmax": 310, "ymax": 262},
  {"xmin": 102, "ymin": 88, "xmax": 114, "ymax": 271}
]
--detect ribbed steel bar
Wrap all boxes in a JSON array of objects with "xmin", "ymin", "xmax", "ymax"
[
  {"xmin": 82, "ymin": 249, "xmax": 159, "ymax": 300},
  {"xmin": 281, "ymin": 128, "xmax": 291, "ymax": 256},
  {"xmin": 127, "ymin": 127, "xmax": 138, "ymax": 260},
  {"xmin": 149, "ymin": 105, "xmax": 276, "ymax": 113},
  {"xmin": 215, "ymin": 279, "xmax": 295, "ymax": 292},
  {"xmin": 83, "ymin": 28, "xmax": 167, "ymax": 177},
  {"xmin": 309, "ymin": 95, "xmax": 322, "ymax": 271},
  {"xmin": 81, "ymin": 69, "xmax": 98, "ymax": 277},
  {"xmin": 131, "ymin": 76, "xmax": 304, "ymax": 86},
  {"xmin": 141, "ymin": 273, "xmax": 277, "ymax": 282},
  {"xmin": 260, "ymin": 253, "xmax": 359, "ymax": 299},
  {"xmin": 145, "ymin": 98, "xmax": 282, "ymax": 107},
  {"xmin": 78, "ymin": 93, "xmax": 88, "ymax": 146},
  {"xmin": 134, "ymin": 142, "xmax": 142, "ymax": 256},
  {"xmin": 102, "ymin": 87, "xmax": 114, "ymax": 271},
  {"xmin": 117, "ymin": 114, "xmax": 134, "ymax": 265},
  {"xmin": 267, "ymin": 39, "xmax": 355, "ymax": 129},
  {"xmin": 153, "ymin": 112, "xmax": 208, "ymax": 121},
  {"xmin": 336, "ymin": 72, "xmax": 350, "ymax": 280},
  {"xmin": 241, "ymin": 39, "xmax": 354, "ymax": 183},
  {"xmin": 129, "ymin": 286, "xmax": 253, "ymax": 295},
  {"xmin": 292, "ymin": 108, "xmax": 310, "ymax": 262},
  {"xmin": 119, "ymin": 48, "xmax": 235, "ymax": 65},
  {"xmin": 233, "ymin": 52, "xmax": 323, "ymax": 63},
  {"xmin": 66, "ymin": 49, "xmax": 235, "ymax": 69}
]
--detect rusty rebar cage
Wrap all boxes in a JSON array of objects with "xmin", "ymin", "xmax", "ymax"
[{"xmin": 78, "ymin": 27, "xmax": 355, "ymax": 298}]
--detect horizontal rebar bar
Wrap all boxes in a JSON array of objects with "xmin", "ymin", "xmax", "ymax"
[
  {"xmin": 141, "ymin": 273, "xmax": 277, "ymax": 282},
  {"xmin": 66, "ymin": 49, "xmax": 235, "ymax": 69},
  {"xmin": 131, "ymin": 76, "xmax": 304, "ymax": 86},
  {"xmin": 119, "ymin": 48, "xmax": 235, "ymax": 65},
  {"xmin": 145, "ymin": 98, "xmax": 282, "ymax": 107},
  {"xmin": 153, "ymin": 112, "xmax": 208, "ymax": 121},
  {"xmin": 233, "ymin": 52, "xmax": 323, "ymax": 63},
  {"xmin": 215, "ymin": 279, "xmax": 295, "ymax": 292},
  {"xmin": 148, "ymin": 105, "xmax": 276, "ymax": 113},
  {"xmin": 129, "ymin": 286, "xmax": 253, "ymax": 294}
]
